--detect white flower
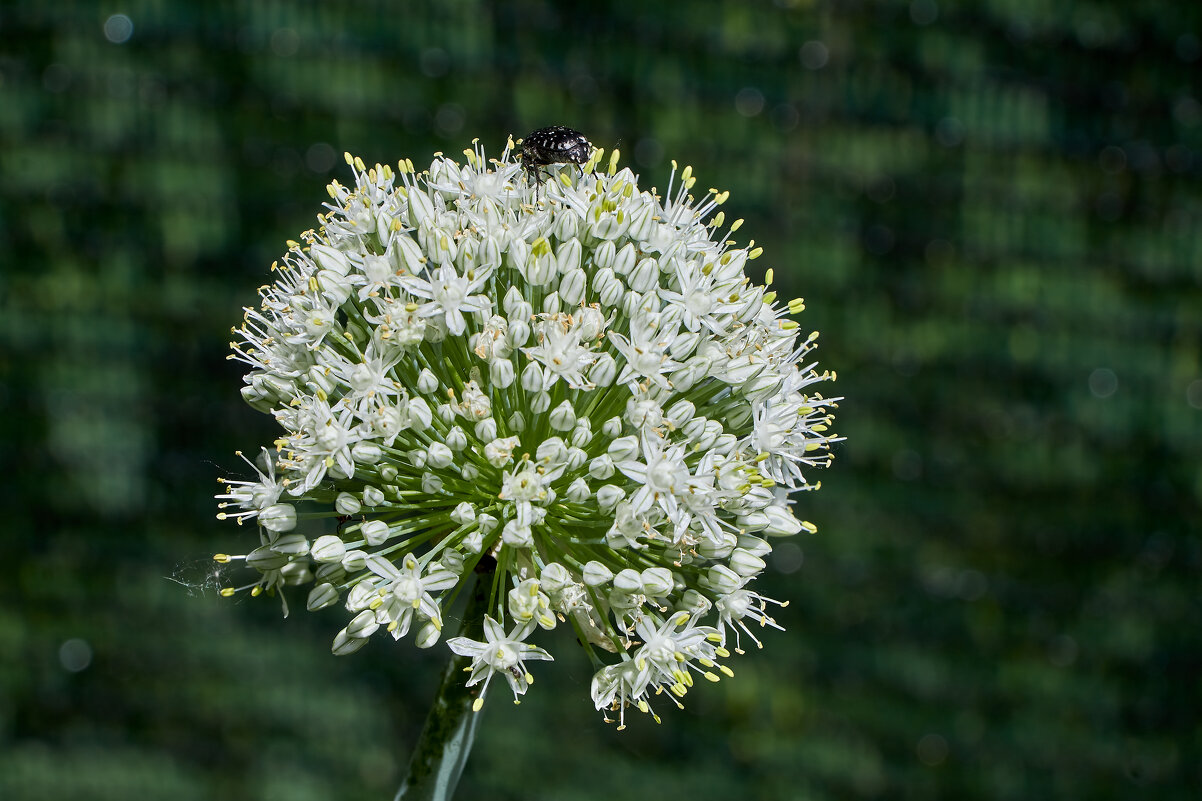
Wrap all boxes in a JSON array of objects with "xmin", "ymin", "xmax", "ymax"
[
  {"xmin": 399, "ymin": 264, "xmax": 492, "ymax": 336},
  {"xmin": 214, "ymin": 140, "xmax": 840, "ymax": 726},
  {"xmin": 447, "ymin": 616, "xmax": 553, "ymax": 709}
]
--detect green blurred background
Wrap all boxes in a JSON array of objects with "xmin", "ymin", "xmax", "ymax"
[{"xmin": 2, "ymin": 1, "xmax": 1199, "ymax": 799}]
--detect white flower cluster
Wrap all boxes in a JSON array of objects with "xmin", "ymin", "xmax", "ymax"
[{"xmin": 215, "ymin": 138, "xmax": 840, "ymax": 726}]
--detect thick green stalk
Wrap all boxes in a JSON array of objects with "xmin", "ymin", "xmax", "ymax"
[{"xmin": 394, "ymin": 565, "xmax": 492, "ymax": 801}]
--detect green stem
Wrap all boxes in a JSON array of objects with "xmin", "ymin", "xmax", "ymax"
[{"xmin": 394, "ymin": 562, "xmax": 493, "ymax": 801}]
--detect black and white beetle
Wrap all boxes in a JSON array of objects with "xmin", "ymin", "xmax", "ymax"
[{"xmin": 520, "ymin": 126, "xmax": 593, "ymax": 186}]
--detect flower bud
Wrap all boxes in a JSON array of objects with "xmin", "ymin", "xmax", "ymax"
[
  {"xmin": 474, "ymin": 417, "xmax": 498, "ymax": 442},
  {"xmin": 588, "ymin": 454, "xmax": 615, "ymax": 480},
  {"xmin": 613, "ymin": 242, "xmax": 637, "ymax": 276},
  {"xmin": 705, "ymin": 564, "xmax": 744, "ymax": 596},
  {"xmin": 421, "ymin": 473, "xmax": 444, "ymax": 494},
  {"xmin": 640, "ymin": 567, "xmax": 674, "ymax": 597},
  {"xmin": 502, "ymin": 519, "xmax": 533, "ymax": 548},
  {"xmin": 426, "ymin": 442, "xmax": 454, "ymax": 468},
  {"xmin": 613, "ymin": 568, "xmax": 642, "ymax": 593},
  {"xmin": 341, "ymin": 549, "xmax": 368, "ymax": 572},
  {"xmin": 436, "ymin": 549, "xmax": 465, "ymax": 575},
  {"xmin": 665, "ymin": 400, "xmax": 696, "ymax": 428},
  {"xmin": 258, "ymin": 503, "xmax": 297, "ymax": 533},
  {"xmin": 595, "ymin": 483, "xmax": 625, "ymax": 511},
  {"xmin": 530, "ymin": 391, "xmax": 552, "ymax": 414},
  {"xmin": 565, "ymin": 447, "xmax": 587, "ymax": 471},
  {"xmin": 698, "ymin": 530, "xmax": 737, "ymax": 559},
  {"xmin": 676, "ymin": 588, "xmax": 712, "ymax": 615},
  {"xmin": 335, "ymin": 492, "xmax": 361, "ymax": 515},
  {"xmin": 565, "ymin": 477, "xmax": 592, "ymax": 503},
  {"xmin": 503, "ymin": 284, "xmax": 528, "ymax": 318},
  {"xmin": 559, "ymin": 268, "xmax": 587, "ymax": 306},
  {"xmin": 311, "ymin": 535, "xmax": 347, "ymax": 564},
  {"xmin": 361, "ymin": 519, "xmax": 391, "ymax": 546},
  {"xmin": 521, "ymin": 362, "xmax": 545, "ymax": 393},
  {"xmin": 593, "ymin": 239, "xmax": 616, "ymax": 270},
  {"xmin": 583, "ymin": 560, "xmax": 614, "ymax": 587},
  {"xmin": 462, "ymin": 530, "xmax": 484, "ymax": 554},
  {"xmin": 506, "ymin": 318, "xmax": 531, "ymax": 348},
  {"xmin": 415, "ymin": 621, "xmax": 442, "ymax": 648},
  {"xmin": 416, "ymin": 368, "xmax": 439, "ymax": 395},
  {"xmin": 540, "ymin": 562, "xmax": 572, "ymax": 594},
  {"xmin": 279, "ymin": 562, "xmax": 313, "ymax": 587},
  {"xmin": 346, "ymin": 609, "xmax": 380, "ymax": 639},
  {"xmin": 607, "ymin": 435, "xmax": 639, "ymax": 462},
  {"xmin": 763, "ymin": 505, "xmax": 804, "ymax": 536},
  {"xmin": 406, "ymin": 397, "xmax": 433, "ymax": 431},
  {"xmin": 489, "ymin": 357, "xmax": 515, "ymax": 388},
  {"xmin": 549, "ymin": 400, "xmax": 577, "ymax": 432},
  {"xmin": 536, "ymin": 437, "xmax": 567, "ymax": 465},
  {"xmin": 730, "ymin": 548, "xmax": 766, "ymax": 577},
  {"xmin": 589, "ymin": 353, "xmax": 617, "ymax": 387},
  {"xmin": 451, "ymin": 502, "xmax": 476, "ymax": 525},
  {"xmin": 570, "ymin": 420, "xmax": 593, "ymax": 448},
  {"xmin": 362, "ymin": 485, "xmax": 385, "ymax": 507},
  {"xmin": 246, "ymin": 545, "xmax": 289, "ymax": 571},
  {"xmin": 306, "ymin": 582, "xmax": 339, "ymax": 611},
  {"xmin": 352, "ymin": 441, "xmax": 382, "ymax": 464},
  {"xmin": 628, "ymin": 256, "xmax": 659, "ymax": 293},
  {"xmin": 601, "ymin": 416, "xmax": 624, "ymax": 439},
  {"xmin": 331, "ymin": 628, "xmax": 368, "ymax": 656},
  {"xmin": 556, "ymin": 237, "xmax": 582, "ymax": 274},
  {"xmin": 737, "ymin": 535, "xmax": 772, "ymax": 556}
]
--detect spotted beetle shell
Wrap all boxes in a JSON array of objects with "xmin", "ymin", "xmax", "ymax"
[{"xmin": 521, "ymin": 126, "xmax": 593, "ymax": 169}]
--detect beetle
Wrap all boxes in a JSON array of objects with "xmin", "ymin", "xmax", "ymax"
[{"xmin": 520, "ymin": 126, "xmax": 593, "ymax": 187}]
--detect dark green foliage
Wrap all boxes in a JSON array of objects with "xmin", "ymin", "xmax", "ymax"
[{"xmin": 1, "ymin": 1, "xmax": 1198, "ymax": 798}]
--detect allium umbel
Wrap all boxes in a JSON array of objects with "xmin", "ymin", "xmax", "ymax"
[{"xmin": 215, "ymin": 138, "xmax": 840, "ymax": 726}]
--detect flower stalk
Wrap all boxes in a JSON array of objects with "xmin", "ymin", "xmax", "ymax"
[{"xmin": 394, "ymin": 561, "xmax": 492, "ymax": 801}]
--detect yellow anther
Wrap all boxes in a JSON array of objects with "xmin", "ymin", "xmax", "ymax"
[
  {"xmin": 779, "ymin": 320, "xmax": 799, "ymax": 330},
  {"xmin": 220, "ymin": 588, "xmax": 236, "ymax": 597},
  {"xmin": 472, "ymin": 698, "xmax": 484, "ymax": 712},
  {"xmin": 704, "ymin": 671, "xmax": 720, "ymax": 682},
  {"xmin": 763, "ymin": 291, "xmax": 777, "ymax": 304},
  {"xmin": 716, "ymin": 191, "xmax": 730, "ymax": 205},
  {"xmin": 719, "ymin": 665, "xmax": 735, "ymax": 677},
  {"xmin": 344, "ymin": 151, "xmax": 354, "ymax": 165},
  {"xmin": 712, "ymin": 211, "xmax": 725, "ymax": 228},
  {"xmin": 749, "ymin": 247, "xmax": 763, "ymax": 259},
  {"xmin": 765, "ymin": 268, "xmax": 774, "ymax": 285},
  {"xmin": 250, "ymin": 586, "xmax": 262, "ymax": 597},
  {"xmin": 802, "ymin": 520, "xmax": 818, "ymax": 534},
  {"xmin": 789, "ymin": 298, "xmax": 806, "ymax": 313},
  {"xmin": 213, "ymin": 553, "xmax": 231, "ymax": 563}
]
